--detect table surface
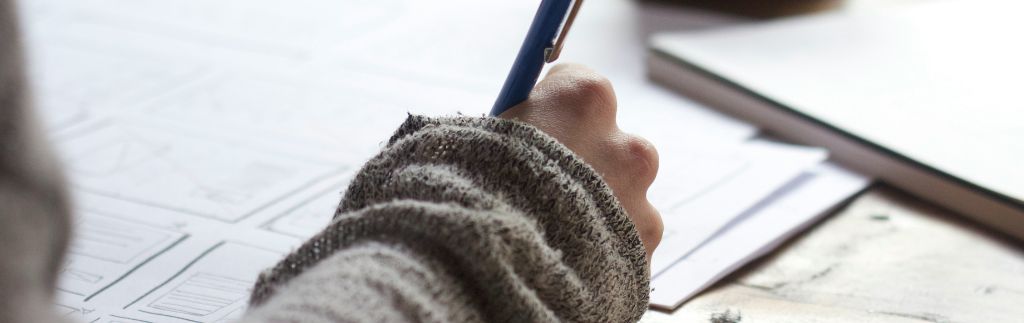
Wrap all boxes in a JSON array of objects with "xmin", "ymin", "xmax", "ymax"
[
  {"xmin": 645, "ymin": 185, "xmax": 1024, "ymax": 322},
  {"xmin": 641, "ymin": 1, "xmax": 1024, "ymax": 321}
]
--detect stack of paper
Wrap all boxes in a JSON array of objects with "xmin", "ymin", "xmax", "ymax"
[{"xmin": 18, "ymin": 0, "xmax": 869, "ymax": 321}]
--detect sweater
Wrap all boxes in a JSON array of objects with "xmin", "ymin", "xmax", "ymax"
[{"xmin": 243, "ymin": 116, "xmax": 650, "ymax": 322}]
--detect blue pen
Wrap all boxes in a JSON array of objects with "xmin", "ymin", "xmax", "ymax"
[{"xmin": 490, "ymin": 0, "xmax": 584, "ymax": 116}]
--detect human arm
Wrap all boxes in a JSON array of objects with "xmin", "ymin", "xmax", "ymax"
[{"xmin": 243, "ymin": 65, "xmax": 661, "ymax": 322}]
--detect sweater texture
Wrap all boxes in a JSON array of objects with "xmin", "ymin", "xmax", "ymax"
[{"xmin": 243, "ymin": 116, "xmax": 650, "ymax": 322}]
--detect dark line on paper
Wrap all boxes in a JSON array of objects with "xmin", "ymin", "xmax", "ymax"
[
  {"xmin": 109, "ymin": 315, "xmax": 153, "ymax": 323},
  {"xmin": 123, "ymin": 241, "xmax": 225, "ymax": 309},
  {"xmin": 138, "ymin": 309, "xmax": 203, "ymax": 323},
  {"xmin": 86, "ymin": 234, "xmax": 190, "ymax": 302}
]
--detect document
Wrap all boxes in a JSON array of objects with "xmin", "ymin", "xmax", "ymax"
[
  {"xmin": 648, "ymin": 140, "xmax": 826, "ymax": 275},
  {"xmin": 18, "ymin": 0, "xmax": 868, "ymax": 321},
  {"xmin": 649, "ymin": 163, "xmax": 869, "ymax": 309}
]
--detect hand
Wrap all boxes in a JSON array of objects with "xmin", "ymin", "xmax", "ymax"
[{"xmin": 499, "ymin": 63, "xmax": 663, "ymax": 261}]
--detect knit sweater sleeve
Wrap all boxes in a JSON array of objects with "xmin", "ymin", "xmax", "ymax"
[{"xmin": 242, "ymin": 115, "xmax": 650, "ymax": 322}]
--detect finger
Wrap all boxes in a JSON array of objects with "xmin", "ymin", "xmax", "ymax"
[
  {"xmin": 538, "ymin": 63, "xmax": 616, "ymax": 109},
  {"xmin": 604, "ymin": 132, "xmax": 662, "ymax": 259},
  {"xmin": 533, "ymin": 63, "xmax": 618, "ymax": 127},
  {"xmin": 633, "ymin": 201, "xmax": 663, "ymax": 261},
  {"xmin": 622, "ymin": 133, "xmax": 659, "ymax": 192},
  {"xmin": 496, "ymin": 63, "xmax": 596, "ymax": 120},
  {"xmin": 606, "ymin": 164, "xmax": 663, "ymax": 261},
  {"xmin": 500, "ymin": 63, "xmax": 618, "ymax": 139},
  {"xmin": 544, "ymin": 62, "xmax": 593, "ymax": 79}
]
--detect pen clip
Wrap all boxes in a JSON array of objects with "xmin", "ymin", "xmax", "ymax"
[{"xmin": 544, "ymin": 0, "xmax": 583, "ymax": 63}]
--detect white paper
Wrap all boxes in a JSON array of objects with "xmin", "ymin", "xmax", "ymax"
[
  {"xmin": 55, "ymin": 120, "xmax": 346, "ymax": 223},
  {"xmin": 59, "ymin": 212, "xmax": 188, "ymax": 299},
  {"xmin": 648, "ymin": 163, "xmax": 870, "ymax": 309},
  {"xmin": 261, "ymin": 184, "xmax": 348, "ymax": 239},
  {"xmin": 649, "ymin": 140, "xmax": 827, "ymax": 275},
  {"xmin": 124, "ymin": 242, "xmax": 284, "ymax": 322}
]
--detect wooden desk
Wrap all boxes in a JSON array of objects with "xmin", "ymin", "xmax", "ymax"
[{"xmin": 644, "ymin": 185, "xmax": 1024, "ymax": 322}]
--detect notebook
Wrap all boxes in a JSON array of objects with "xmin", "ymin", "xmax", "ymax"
[{"xmin": 648, "ymin": 0, "xmax": 1024, "ymax": 241}]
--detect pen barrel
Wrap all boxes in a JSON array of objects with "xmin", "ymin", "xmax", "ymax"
[
  {"xmin": 490, "ymin": 54, "xmax": 544, "ymax": 116},
  {"xmin": 490, "ymin": 0, "xmax": 573, "ymax": 116}
]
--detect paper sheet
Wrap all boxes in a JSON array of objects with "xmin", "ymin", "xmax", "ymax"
[
  {"xmin": 649, "ymin": 163, "xmax": 870, "ymax": 309},
  {"xmin": 648, "ymin": 140, "xmax": 827, "ymax": 275},
  {"xmin": 16, "ymin": 0, "xmax": 867, "ymax": 321}
]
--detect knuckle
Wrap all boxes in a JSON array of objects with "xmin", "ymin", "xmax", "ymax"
[
  {"xmin": 632, "ymin": 205, "xmax": 663, "ymax": 254},
  {"xmin": 561, "ymin": 73, "xmax": 617, "ymax": 120},
  {"xmin": 622, "ymin": 135, "xmax": 659, "ymax": 187},
  {"xmin": 572, "ymin": 72, "xmax": 613, "ymax": 97},
  {"xmin": 573, "ymin": 73, "xmax": 616, "ymax": 108},
  {"xmin": 644, "ymin": 214, "xmax": 664, "ymax": 251}
]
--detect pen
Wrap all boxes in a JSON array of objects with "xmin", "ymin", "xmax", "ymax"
[{"xmin": 490, "ymin": 0, "xmax": 583, "ymax": 116}]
